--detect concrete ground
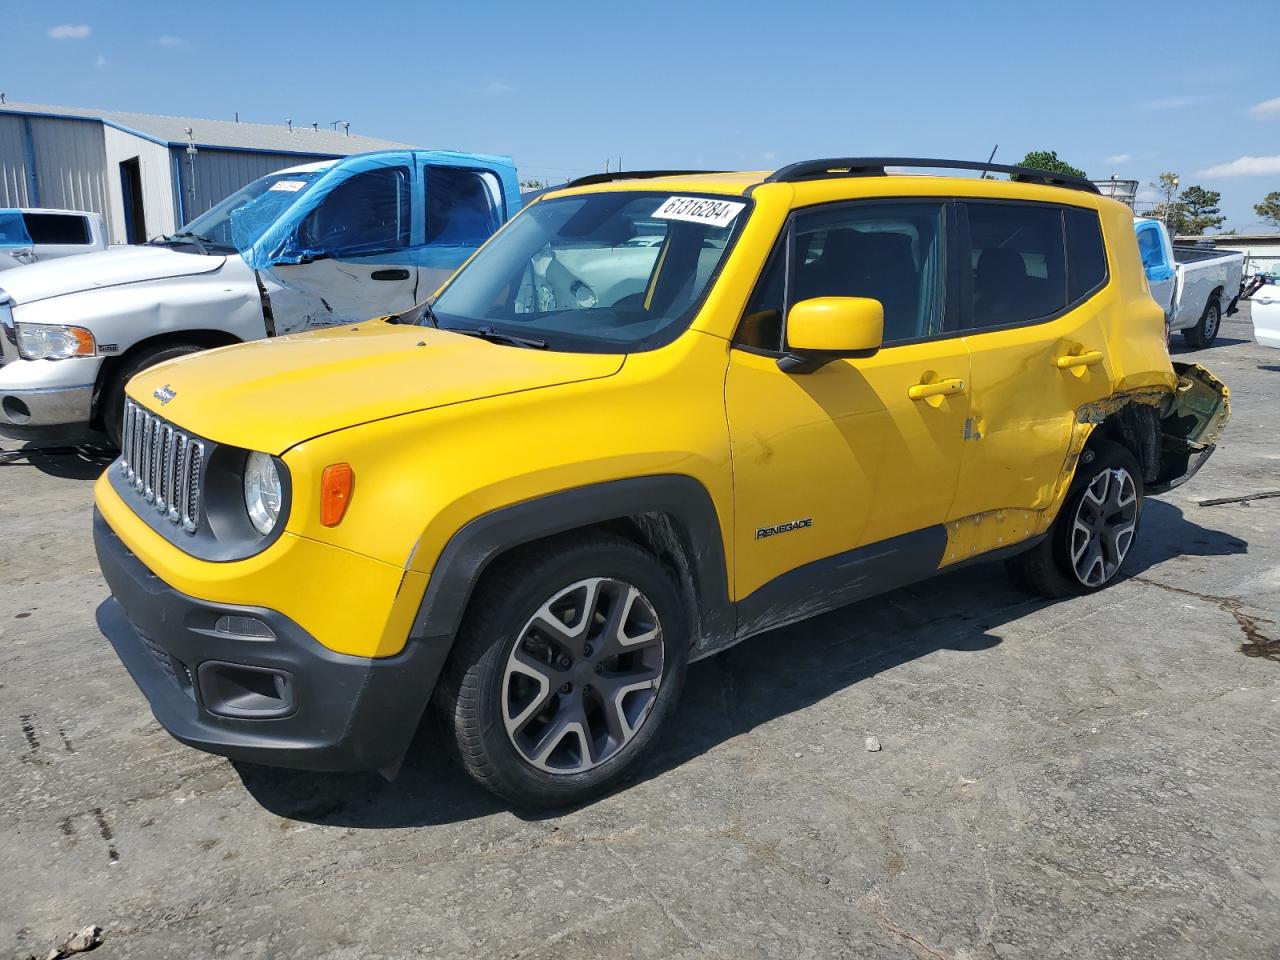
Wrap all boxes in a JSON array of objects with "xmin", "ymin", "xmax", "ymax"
[{"xmin": 2, "ymin": 307, "xmax": 1277, "ymax": 960}]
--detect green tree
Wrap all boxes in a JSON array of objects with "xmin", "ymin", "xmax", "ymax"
[
  {"xmin": 1256, "ymin": 191, "xmax": 1280, "ymax": 229},
  {"xmin": 1146, "ymin": 172, "xmax": 1189, "ymax": 234},
  {"xmin": 1017, "ymin": 150, "xmax": 1086, "ymax": 179},
  {"xmin": 519, "ymin": 178, "xmax": 548, "ymax": 191},
  {"xmin": 1178, "ymin": 185, "xmax": 1226, "ymax": 234}
]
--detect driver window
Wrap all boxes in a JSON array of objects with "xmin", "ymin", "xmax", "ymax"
[{"xmin": 299, "ymin": 166, "xmax": 411, "ymax": 256}]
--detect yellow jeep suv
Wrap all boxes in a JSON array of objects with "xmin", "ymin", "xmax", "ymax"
[{"xmin": 93, "ymin": 158, "xmax": 1229, "ymax": 807}]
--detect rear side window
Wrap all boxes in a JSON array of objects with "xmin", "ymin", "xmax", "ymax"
[
  {"xmin": 23, "ymin": 213, "xmax": 91, "ymax": 245},
  {"xmin": 965, "ymin": 202, "xmax": 1067, "ymax": 328},
  {"xmin": 425, "ymin": 167, "xmax": 504, "ymax": 246},
  {"xmin": 1065, "ymin": 207, "xmax": 1108, "ymax": 302}
]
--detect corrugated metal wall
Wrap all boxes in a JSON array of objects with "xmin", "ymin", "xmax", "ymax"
[
  {"xmin": 0, "ymin": 115, "xmax": 31, "ymax": 207},
  {"xmin": 174, "ymin": 147, "xmax": 333, "ymax": 224},
  {"xmin": 0, "ymin": 114, "xmax": 108, "ymax": 216},
  {"xmin": 29, "ymin": 116, "xmax": 109, "ymax": 214},
  {"xmin": 104, "ymin": 125, "xmax": 177, "ymax": 243}
]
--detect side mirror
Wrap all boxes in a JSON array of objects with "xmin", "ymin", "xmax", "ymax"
[{"xmin": 778, "ymin": 296, "xmax": 884, "ymax": 373}]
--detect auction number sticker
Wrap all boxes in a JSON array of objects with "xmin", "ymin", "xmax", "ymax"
[
  {"xmin": 652, "ymin": 196, "xmax": 745, "ymax": 229},
  {"xmin": 269, "ymin": 180, "xmax": 308, "ymax": 192}
]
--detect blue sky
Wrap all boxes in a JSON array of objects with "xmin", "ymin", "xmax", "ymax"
[{"xmin": 7, "ymin": 0, "xmax": 1279, "ymax": 230}]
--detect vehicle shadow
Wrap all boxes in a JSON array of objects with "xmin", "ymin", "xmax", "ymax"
[
  {"xmin": 0, "ymin": 440, "xmax": 114, "ymax": 479},
  {"xmin": 1168, "ymin": 335, "xmax": 1252, "ymax": 352},
  {"xmin": 235, "ymin": 497, "xmax": 1245, "ymax": 828}
]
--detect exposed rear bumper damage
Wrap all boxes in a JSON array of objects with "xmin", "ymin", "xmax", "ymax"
[{"xmin": 1149, "ymin": 362, "xmax": 1230, "ymax": 494}]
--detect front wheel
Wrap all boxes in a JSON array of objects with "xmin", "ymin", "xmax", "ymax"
[
  {"xmin": 436, "ymin": 534, "xmax": 688, "ymax": 808},
  {"xmin": 1007, "ymin": 441, "xmax": 1144, "ymax": 598},
  {"xmin": 1182, "ymin": 296, "xmax": 1221, "ymax": 348}
]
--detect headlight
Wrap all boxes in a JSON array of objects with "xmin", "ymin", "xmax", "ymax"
[
  {"xmin": 244, "ymin": 452, "xmax": 282, "ymax": 536},
  {"xmin": 16, "ymin": 322, "xmax": 96, "ymax": 360}
]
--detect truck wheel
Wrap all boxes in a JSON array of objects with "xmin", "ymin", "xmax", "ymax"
[
  {"xmin": 1006, "ymin": 441, "xmax": 1144, "ymax": 598},
  {"xmin": 437, "ymin": 533, "xmax": 688, "ymax": 808},
  {"xmin": 1183, "ymin": 296, "xmax": 1221, "ymax": 348},
  {"xmin": 100, "ymin": 343, "xmax": 205, "ymax": 447}
]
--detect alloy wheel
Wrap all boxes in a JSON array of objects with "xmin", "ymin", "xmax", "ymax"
[
  {"xmin": 502, "ymin": 577, "xmax": 664, "ymax": 774},
  {"xmin": 1070, "ymin": 468, "xmax": 1138, "ymax": 587}
]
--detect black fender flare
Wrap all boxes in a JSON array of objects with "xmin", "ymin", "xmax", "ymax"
[{"xmin": 408, "ymin": 475, "xmax": 735, "ymax": 655}]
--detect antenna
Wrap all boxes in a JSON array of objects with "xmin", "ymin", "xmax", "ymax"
[
  {"xmin": 343, "ymin": 122, "xmax": 350, "ymax": 137},
  {"xmin": 286, "ymin": 118, "xmax": 293, "ymax": 132},
  {"xmin": 234, "ymin": 111, "xmax": 239, "ymax": 123},
  {"xmin": 979, "ymin": 144, "xmax": 998, "ymax": 180}
]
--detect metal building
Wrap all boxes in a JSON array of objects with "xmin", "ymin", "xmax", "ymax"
[{"xmin": 0, "ymin": 100, "xmax": 409, "ymax": 245}]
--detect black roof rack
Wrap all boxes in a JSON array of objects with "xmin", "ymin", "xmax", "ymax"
[
  {"xmin": 563, "ymin": 169, "xmax": 726, "ymax": 189},
  {"xmin": 764, "ymin": 157, "xmax": 1100, "ymax": 194}
]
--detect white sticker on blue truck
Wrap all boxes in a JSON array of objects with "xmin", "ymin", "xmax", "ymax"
[
  {"xmin": 269, "ymin": 180, "xmax": 308, "ymax": 193},
  {"xmin": 652, "ymin": 196, "xmax": 745, "ymax": 229}
]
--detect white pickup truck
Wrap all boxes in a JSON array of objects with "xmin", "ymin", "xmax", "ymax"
[
  {"xmin": 1134, "ymin": 217, "xmax": 1244, "ymax": 347},
  {"xmin": 0, "ymin": 149, "xmax": 519, "ymax": 447},
  {"xmin": 0, "ymin": 208, "xmax": 107, "ymax": 271}
]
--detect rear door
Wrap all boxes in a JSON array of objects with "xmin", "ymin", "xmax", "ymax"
[
  {"xmin": 951, "ymin": 199, "xmax": 1114, "ymax": 550},
  {"xmin": 418, "ymin": 163, "xmax": 508, "ymax": 295}
]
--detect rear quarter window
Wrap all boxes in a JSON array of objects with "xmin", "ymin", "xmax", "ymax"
[
  {"xmin": 1064, "ymin": 207, "xmax": 1107, "ymax": 302},
  {"xmin": 23, "ymin": 213, "xmax": 91, "ymax": 245}
]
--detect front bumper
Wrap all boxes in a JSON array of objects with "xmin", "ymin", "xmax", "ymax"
[
  {"xmin": 94, "ymin": 509, "xmax": 449, "ymax": 773},
  {"xmin": 0, "ymin": 384, "xmax": 96, "ymax": 440}
]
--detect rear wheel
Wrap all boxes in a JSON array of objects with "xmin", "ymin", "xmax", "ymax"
[
  {"xmin": 436, "ymin": 534, "xmax": 688, "ymax": 808},
  {"xmin": 100, "ymin": 343, "xmax": 205, "ymax": 447},
  {"xmin": 1182, "ymin": 296, "xmax": 1221, "ymax": 348},
  {"xmin": 1006, "ymin": 441, "xmax": 1143, "ymax": 598}
]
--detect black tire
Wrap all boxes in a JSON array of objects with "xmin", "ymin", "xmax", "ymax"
[
  {"xmin": 1006, "ymin": 440, "xmax": 1144, "ymax": 598},
  {"xmin": 1182, "ymin": 295, "xmax": 1221, "ymax": 348},
  {"xmin": 435, "ymin": 533, "xmax": 688, "ymax": 808},
  {"xmin": 100, "ymin": 343, "xmax": 205, "ymax": 447}
]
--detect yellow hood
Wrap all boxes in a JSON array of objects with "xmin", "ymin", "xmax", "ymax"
[{"xmin": 126, "ymin": 321, "xmax": 625, "ymax": 454}]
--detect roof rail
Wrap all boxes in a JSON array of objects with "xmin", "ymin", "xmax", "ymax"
[
  {"xmin": 563, "ymin": 169, "xmax": 726, "ymax": 189},
  {"xmin": 764, "ymin": 157, "xmax": 1100, "ymax": 194}
]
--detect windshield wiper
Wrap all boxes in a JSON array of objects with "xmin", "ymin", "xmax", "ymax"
[
  {"xmin": 453, "ymin": 325, "xmax": 548, "ymax": 349},
  {"xmin": 152, "ymin": 231, "xmax": 215, "ymax": 255}
]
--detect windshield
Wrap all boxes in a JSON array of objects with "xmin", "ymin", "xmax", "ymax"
[
  {"xmin": 161, "ymin": 169, "xmax": 325, "ymax": 252},
  {"xmin": 429, "ymin": 191, "xmax": 750, "ymax": 352}
]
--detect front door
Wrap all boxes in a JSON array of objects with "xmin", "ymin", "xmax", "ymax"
[
  {"xmin": 952, "ymin": 200, "xmax": 1115, "ymax": 547},
  {"xmin": 725, "ymin": 199, "xmax": 970, "ymax": 636},
  {"xmin": 261, "ymin": 162, "xmax": 422, "ymax": 333}
]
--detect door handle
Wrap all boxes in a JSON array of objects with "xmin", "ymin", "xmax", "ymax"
[
  {"xmin": 1055, "ymin": 350, "xmax": 1104, "ymax": 370},
  {"xmin": 908, "ymin": 377, "xmax": 965, "ymax": 401},
  {"xmin": 371, "ymin": 268, "xmax": 411, "ymax": 281}
]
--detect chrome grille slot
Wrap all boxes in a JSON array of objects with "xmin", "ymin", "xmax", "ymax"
[{"xmin": 118, "ymin": 400, "xmax": 205, "ymax": 534}]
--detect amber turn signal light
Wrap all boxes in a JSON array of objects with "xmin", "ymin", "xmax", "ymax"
[{"xmin": 320, "ymin": 463, "xmax": 354, "ymax": 527}]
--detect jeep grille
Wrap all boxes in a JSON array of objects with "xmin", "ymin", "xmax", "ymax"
[{"xmin": 119, "ymin": 400, "xmax": 204, "ymax": 533}]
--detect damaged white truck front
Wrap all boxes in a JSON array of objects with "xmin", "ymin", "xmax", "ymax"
[{"xmin": 0, "ymin": 150, "xmax": 520, "ymax": 446}]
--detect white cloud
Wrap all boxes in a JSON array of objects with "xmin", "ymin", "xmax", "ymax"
[
  {"xmin": 94, "ymin": 53, "xmax": 107, "ymax": 68},
  {"xmin": 48, "ymin": 24, "xmax": 91, "ymax": 39},
  {"xmin": 761, "ymin": 151, "xmax": 777, "ymax": 162},
  {"xmin": 1195, "ymin": 155, "xmax": 1280, "ymax": 177},
  {"xmin": 1136, "ymin": 95, "xmax": 1208, "ymax": 111},
  {"xmin": 484, "ymin": 79, "xmax": 514, "ymax": 95},
  {"xmin": 155, "ymin": 35, "xmax": 183, "ymax": 46},
  {"xmin": 1250, "ymin": 96, "xmax": 1280, "ymax": 118},
  {"xmin": 1105, "ymin": 153, "xmax": 1131, "ymax": 165}
]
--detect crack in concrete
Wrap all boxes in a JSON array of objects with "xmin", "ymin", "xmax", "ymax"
[{"xmin": 1132, "ymin": 576, "xmax": 1279, "ymax": 662}]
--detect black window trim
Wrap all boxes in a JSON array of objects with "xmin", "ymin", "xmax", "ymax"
[
  {"xmin": 957, "ymin": 197, "xmax": 1110, "ymax": 338},
  {"xmin": 731, "ymin": 195, "xmax": 961, "ymax": 356}
]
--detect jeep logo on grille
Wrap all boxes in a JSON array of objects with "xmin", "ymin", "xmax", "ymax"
[{"xmin": 153, "ymin": 384, "xmax": 177, "ymax": 405}]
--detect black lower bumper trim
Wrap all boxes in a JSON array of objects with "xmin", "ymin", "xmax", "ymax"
[{"xmin": 94, "ymin": 508, "xmax": 450, "ymax": 773}]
